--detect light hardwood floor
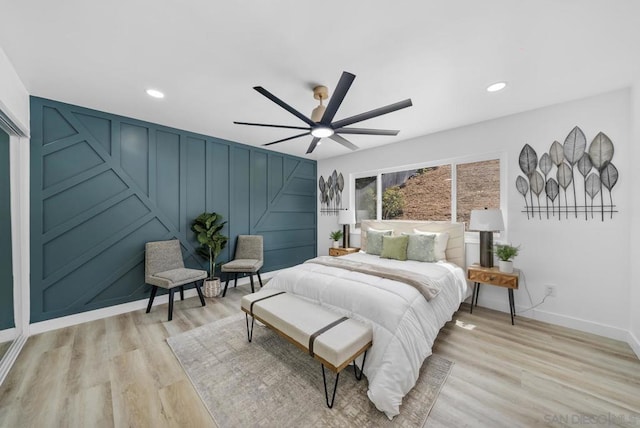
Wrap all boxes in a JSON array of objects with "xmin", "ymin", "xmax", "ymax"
[{"xmin": 0, "ymin": 285, "xmax": 639, "ymax": 427}]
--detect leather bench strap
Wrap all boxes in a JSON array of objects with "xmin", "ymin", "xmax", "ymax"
[
  {"xmin": 309, "ymin": 317, "xmax": 349, "ymax": 357},
  {"xmin": 249, "ymin": 291, "xmax": 286, "ymax": 316}
]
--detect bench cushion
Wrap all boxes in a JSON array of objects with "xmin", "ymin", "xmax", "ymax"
[{"xmin": 241, "ymin": 290, "xmax": 372, "ymax": 369}]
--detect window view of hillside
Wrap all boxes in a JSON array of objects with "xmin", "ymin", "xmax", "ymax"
[{"xmin": 355, "ymin": 159, "xmax": 500, "ymax": 229}]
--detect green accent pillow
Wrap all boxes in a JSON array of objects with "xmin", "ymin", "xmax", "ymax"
[
  {"xmin": 366, "ymin": 229, "xmax": 392, "ymax": 255},
  {"xmin": 404, "ymin": 233, "xmax": 437, "ymax": 262},
  {"xmin": 380, "ymin": 235, "xmax": 409, "ymax": 261}
]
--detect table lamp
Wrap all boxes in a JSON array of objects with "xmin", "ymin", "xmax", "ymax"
[
  {"xmin": 469, "ymin": 209, "xmax": 504, "ymax": 267},
  {"xmin": 338, "ymin": 209, "xmax": 356, "ymax": 248}
]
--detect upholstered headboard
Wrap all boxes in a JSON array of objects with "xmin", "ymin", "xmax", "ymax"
[{"xmin": 360, "ymin": 220, "xmax": 465, "ymax": 269}]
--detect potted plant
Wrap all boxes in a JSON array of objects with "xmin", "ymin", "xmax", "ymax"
[
  {"xmin": 191, "ymin": 212, "xmax": 228, "ymax": 297},
  {"xmin": 329, "ymin": 230, "xmax": 343, "ymax": 248},
  {"xmin": 494, "ymin": 244, "xmax": 520, "ymax": 273}
]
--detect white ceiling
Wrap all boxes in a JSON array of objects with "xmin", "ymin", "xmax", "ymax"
[{"xmin": 1, "ymin": 1, "xmax": 639, "ymax": 160}]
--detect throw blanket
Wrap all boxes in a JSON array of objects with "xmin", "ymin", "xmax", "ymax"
[{"xmin": 305, "ymin": 256, "xmax": 441, "ymax": 301}]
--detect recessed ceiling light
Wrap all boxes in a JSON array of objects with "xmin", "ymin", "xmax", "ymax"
[
  {"xmin": 146, "ymin": 88, "xmax": 165, "ymax": 99},
  {"xmin": 486, "ymin": 82, "xmax": 507, "ymax": 93}
]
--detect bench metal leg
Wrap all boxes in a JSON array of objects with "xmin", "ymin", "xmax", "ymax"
[
  {"xmin": 353, "ymin": 350, "xmax": 368, "ymax": 380},
  {"xmin": 245, "ymin": 313, "xmax": 255, "ymax": 342},
  {"xmin": 321, "ymin": 365, "xmax": 340, "ymax": 409}
]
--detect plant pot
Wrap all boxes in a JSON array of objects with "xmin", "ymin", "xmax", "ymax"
[
  {"xmin": 332, "ymin": 241, "xmax": 340, "ymax": 248},
  {"xmin": 203, "ymin": 277, "xmax": 221, "ymax": 298},
  {"xmin": 498, "ymin": 260, "xmax": 513, "ymax": 273}
]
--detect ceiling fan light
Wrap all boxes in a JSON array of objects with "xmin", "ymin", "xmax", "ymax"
[
  {"xmin": 311, "ymin": 104, "xmax": 326, "ymax": 122},
  {"xmin": 311, "ymin": 126, "xmax": 334, "ymax": 138}
]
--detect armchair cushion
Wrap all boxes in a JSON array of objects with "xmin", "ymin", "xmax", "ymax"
[
  {"xmin": 146, "ymin": 268, "xmax": 207, "ymax": 289},
  {"xmin": 221, "ymin": 259, "xmax": 263, "ymax": 273}
]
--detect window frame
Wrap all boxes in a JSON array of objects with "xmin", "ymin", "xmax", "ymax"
[{"xmin": 350, "ymin": 151, "xmax": 508, "ymax": 243}]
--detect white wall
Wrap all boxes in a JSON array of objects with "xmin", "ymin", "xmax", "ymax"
[
  {"xmin": 318, "ymin": 89, "xmax": 631, "ymax": 341},
  {"xmin": 0, "ymin": 46, "xmax": 29, "ymax": 133},
  {"xmin": 630, "ymin": 83, "xmax": 640, "ymax": 356}
]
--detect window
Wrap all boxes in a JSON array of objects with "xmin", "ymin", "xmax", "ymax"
[
  {"xmin": 353, "ymin": 156, "xmax": 502, "ymax": 233},
  {"xmin": 456, "ymin": 159, "xmax": 500, "ymax": 226},
  {"xmin": 382, "ymin": 166, "xmax": 452, "ymax": 221},
  {"xmin": 355, "ymin": 176, "xmax": 377, "ymax": 228}
]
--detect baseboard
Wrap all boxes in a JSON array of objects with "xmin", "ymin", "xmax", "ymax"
[
  {"xmin": 0, "ymin": 334, "xmax": 27, "ymax": 386},
  {"xmin": 0, "ymin": 327, "xmax": 17, "ymax": 343},
  {"xmin": 628, "ymin": 330, "xmax": 640, "ymax": 359},
  {"xmin": 29, "ymin": 271, "xmax": 280, "ymax": 335},
  {"xmin": 474, "ymin": 296, "xmax": 629, "ymax": 342}
]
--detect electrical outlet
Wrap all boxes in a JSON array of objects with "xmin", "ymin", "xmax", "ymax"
[{"xmin": 544, "ymin": 285, "xmax": 557, "ymax": 297}]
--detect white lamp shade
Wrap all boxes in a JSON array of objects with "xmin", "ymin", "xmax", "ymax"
[
  {"xmin": 469, "ymin": 209, "xmax": 504, "ymax": 231},
  {"xmin": 338, "ymin": 209, "xmax": 356, "ymax": 225}
]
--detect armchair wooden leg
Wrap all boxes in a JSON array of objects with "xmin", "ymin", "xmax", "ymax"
[
  {"xmin": 249, "ymin": 274, "xmax": 255, "ymax": 293},
  {"xmin": 222, "ymin": 273, "xmax": 230, "ymax": 297},
  {"xmin": 146, "ymin": 286, "xmax": 158, "ymax": 313},
  {"xmin": 180, "ymin": 286, "xmax": 184, "ymax": 301},
  {"xmin": 195, "ymin": 280, "xmax": 206, "ymax": 306},
  {"xmin": 234, "ymin": 273, "xmax": 238, "ymax": 288},
  {"xmin": 257, "ymin": 271, "xmax": 263, "ymax": 288},
  {"xmin": 168, "ymin": 288, "xmax": 175, "ymax": 321}
]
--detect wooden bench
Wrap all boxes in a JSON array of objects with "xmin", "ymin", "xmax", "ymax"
[{"xmin": 240, "ymin": 289, "xmax": 373, "ymax": 408}]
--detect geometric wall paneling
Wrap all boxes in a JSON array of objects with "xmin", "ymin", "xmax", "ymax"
[
  {"xmin": 30, "ymin": 97, "xmax": 316, "ymax": 322},
  {"xmin": 517, "ymin": 126, "xmax": 618, "ymax": 221},
  {"xmin": 0, "ymin": 129, "xmax": 13, "ymax": 329}
]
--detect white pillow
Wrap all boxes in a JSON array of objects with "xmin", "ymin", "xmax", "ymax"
[{"xmin": 413, "ymin": 229, "xmax": 449, "ymax": 261}]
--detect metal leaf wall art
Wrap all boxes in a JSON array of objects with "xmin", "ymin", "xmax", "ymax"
[
  {"xmin": 516, "ymin": 126, "xmax": 618, "ymax": 221},
  {"xmin": 319, "ymin": 169, "xmax": 344, "ymax": 215}
]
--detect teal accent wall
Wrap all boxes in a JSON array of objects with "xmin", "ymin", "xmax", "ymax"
[
  {"xmin": 30, "ymin": 97, "xmax": 316, "ymax": 323},
  {"xmin": 0, "ymin": 128, "xmax": 14, "ymax": 329}
]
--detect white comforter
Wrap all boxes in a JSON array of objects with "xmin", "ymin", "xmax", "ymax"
[{"xmin": 263, "ymin": 252, "xmax": 469, "ymax": 419}]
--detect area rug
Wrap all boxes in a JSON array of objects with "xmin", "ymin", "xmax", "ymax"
[{"xmin": 167, "ymin": 313, "xmax": 453, "ymax": 427}]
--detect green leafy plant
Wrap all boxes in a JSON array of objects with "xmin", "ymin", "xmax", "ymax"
[
  {"xmin": 329, "ymin": 230, "xmax": 343, "ymax": 242},
  {"xmin": 191, "ymin": 212, "xmax": 228, "ymax": 278},
  {"xmin": 382, "ymin": 186, "xmax": 404, "ymax": 219},
  {"xmin": 494, "ymin": 244, "xmax": 520, "ymax": 261}
]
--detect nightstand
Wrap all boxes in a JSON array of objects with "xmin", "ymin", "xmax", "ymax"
[
  {"xmin": 467, "ymin": 264, "xmax": 519, "ymax": 325},
  {"xmin": 328, "ymin": 247, "xmax": 360, "ymax": 257}
]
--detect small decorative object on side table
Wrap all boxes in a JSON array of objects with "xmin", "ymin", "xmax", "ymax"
[
  {"xmin": 329, "ymin": 247, "xmax": 360, "ymax": 257},
  {"xmin": 467, "ymin": 264, "xmax": 519, "ymax": 325}
]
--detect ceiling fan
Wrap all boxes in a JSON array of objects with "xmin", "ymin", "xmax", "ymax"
[{"xmin": 234, "ymin": 71, "xmax": 413, "ymax": 154}]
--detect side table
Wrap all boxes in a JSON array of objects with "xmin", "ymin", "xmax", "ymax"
[{"xmin": 467, "ymin": 264, "xmax": 519, "ymax": 325}]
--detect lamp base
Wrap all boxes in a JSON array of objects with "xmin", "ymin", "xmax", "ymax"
[
  {"xmin": 479, "ymin": 231, "xmax": 494, "ymax": 268},
  {"xmin": 342, "ymin": 224, "xmax": 350, "ymax": 248}
]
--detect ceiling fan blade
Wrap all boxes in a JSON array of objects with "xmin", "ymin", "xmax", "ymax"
[
  {"xmin": 234, "ymin": 121, "xmax": 310, "ymax": 131},
  {"xmin": 253, "ymin": 86, "xmax": 316, "ymax": 127},
  {"xmin": 262, "ymin": 132, "xmax": 311, "ymax": 146},
  {"xmin": 306, "ymin": 137, "xmax": 321, "ymax": 154},
  {"xmin": 330, "ymin": 134, "xmax": 359, "ymax": 151},
  {"xmin": 331, "ymin": 99, "xmax": 413, "ymax": 129},
  {"xmin": 335, "ymin": 127, "xmax": 399, "ymax": 136},
  {"xmin": 320, "ymin": 71, "xmax": 355, "ymax": 125}
]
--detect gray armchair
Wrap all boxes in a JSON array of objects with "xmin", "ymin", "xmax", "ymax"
[
  {"xmin": 145, "ymin": 239, "xmax": 207, "ymax": 321},
  {"xmin": 221, "ymin": 235, "xmax": 264, "ymax": 297}
]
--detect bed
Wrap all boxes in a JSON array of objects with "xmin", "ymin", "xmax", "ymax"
[{"xmin": 262, "ymin": 220, "xmax": 470, "ymax": 419}]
